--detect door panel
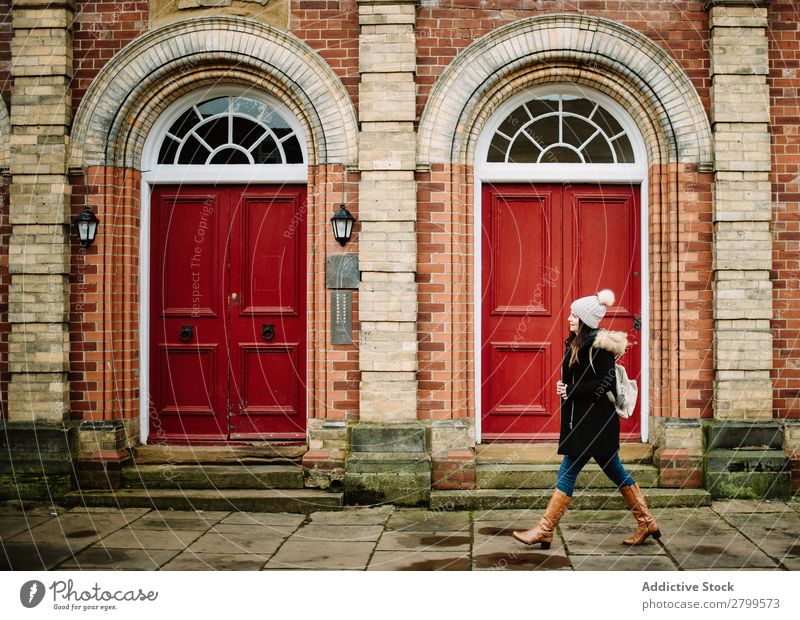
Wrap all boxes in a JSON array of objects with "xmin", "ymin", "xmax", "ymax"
[
  {"xmin": 228, "ymin": 186, "xmax": 307, "ymax": 439},
  {"xmin": 482, "ymin": 183, "xmax": 641, "ymax": 440},
  {"xmin": 149, "ymin": 185, "xmax": 307, "ymax": 443},
  {"xmin": 481, "ymin": 185, "xmax": 565, "ymax": 439},
  {"xmin": 150, "ymin": 187, "xmax": 229, "ymax": 440}
]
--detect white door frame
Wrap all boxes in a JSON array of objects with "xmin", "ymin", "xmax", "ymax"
[
  {"xmin": 138, "ymin": 87, "xmax": 309, "ymax": 444},
  {"xmin": 473, "ymin": 84, "xmax": 650, "ymax": 444}
]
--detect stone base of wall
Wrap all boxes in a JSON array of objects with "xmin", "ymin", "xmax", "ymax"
[
  {"xmin": 302, "ymin": 449, "xmax": 345, "ymax": 491},
  {"xmin": 0, "ymin": 421, "xmax": 78, "ymax": 500},
  {"xmin": 431, "ymin": 449, "xmax": 475, "ymax": 490},
  {"xmin": 703, "ymin": 420, "xmax": 790, "ymax": 499}
]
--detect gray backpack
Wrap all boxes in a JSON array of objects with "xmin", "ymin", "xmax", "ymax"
[{"xmin": 607, "ymin": 356, "xmax": 638, "ymax": 419}]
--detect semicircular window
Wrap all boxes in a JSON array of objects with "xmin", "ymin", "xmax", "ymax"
[
  {"xmin": 157, "ymin": 96, "xmax": 304, "ymax": 165},
  {"xmin": 487, "ymin": 94, "xmax": 635, "ymax": 164}
]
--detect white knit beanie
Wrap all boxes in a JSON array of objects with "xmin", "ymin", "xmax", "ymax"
[{"xmin": 571, "ymin": 289, "xmax": 615, "ymax": 329}]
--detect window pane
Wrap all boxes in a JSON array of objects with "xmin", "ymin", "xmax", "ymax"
[
  {"xmin": 232, "ymin": 97, "xmax": 264, "ymax": 120},
  {"xmin": 561, "ymin": 97, "xmax": 596, "ymax": 118},
  {"xmin": 232, "ymin": 117, "xmax": 263, "ymax": 150},
  {"xmin": 282, "ymin": 135, "xmax": 304, "ymax": 164},
  {"xmin": 178, "ymin": 135, "xmax": 211, "ymax": 164},
  {"xmin": 197, "ymin": 97, "xmax": 228, "ymax": 118},
  {"xmin": 487, "ymin": 134, "xmax": 510, "ymax": 162},
  {"xmin": 541, "ymin": 145, "xmax": 582, "ymax": 164},
  {"xmin": 527, "ymin": 118, "xmax": 558, "ymax": 149},
  {"xmin": 253, "ymin": 136, "xmax": 282, "ymax": 164},
  {"xmin": 592, "ymin": 105, "xmax": 624, "ymax": 137},
  {"xmin": 194, "ymin": 118, "xmax": 228, "ymax": 150},
  {"xmin": 562, "ymin": 116, "xmax": 597, "ymax": 148},
  {"xmin": 583, "ymin": 135, "xmax": 615, "ymax": 163},
  {"xmin": 497, "ymin": 105, "xmax": 530, "ymax": 137},
  {"xmin": 526, "ymin": 97, "xmax": 559, "ymax": 119},
  {"xmin": 613, "ymin": 135, "xmax": 635, "ymax": 163},
  {"xmin": 210, "ymin": 148, "xmax": 250, "ymax": 165},
  {"xmin": 158, "ymin": 136, "xmax": 179, "ymax": 164},
  {"xmin": 167, "ymin": 108, "xmax": 200, "ymax": 139},
  {"xmin": 507, "ymin": 134, "xmax": 539, "ymax": 163}
]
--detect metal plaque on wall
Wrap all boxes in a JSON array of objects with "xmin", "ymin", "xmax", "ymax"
[
  {"xmin": 331, "ymin": 290, "xmax": 353, "ymax": 344},
  {"xmin": 326, "ymin": 254, "xmax": 360, "ymax": 289}
]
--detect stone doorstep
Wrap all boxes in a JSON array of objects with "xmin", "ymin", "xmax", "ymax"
[
  {"xmin": 475, "ymin": 462, "xmax": 660, "ymax": 490},
  {"xmin": 131, "ymin": 443, "xmax": 306, "ymax": 465},
  {"xmin": 62, "ymin": 488, "xmax": 343, "ymax": 513},
  {"xmin": 430, "ymin": 488, "xmax": 713, "ymax": 511},
  {"xmin": 475, "ymin": 442, "xmax": 654, "ymax": 464},
  {"xmin": 120, "ymin": 464, "xmax": 305, "ymax": 490}
]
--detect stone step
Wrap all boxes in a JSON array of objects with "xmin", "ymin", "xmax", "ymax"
[
  {"xmin": 132, "ymin": 444, "xmax": 305, "ymax": 465},
  {"xmin": 476, "ymin": 463, "xmax": 660, "ymax": 490},
  {"xmin": 475, "ymin": 442, "xmax": 653, "ymax": 464},
  {"xmin": 122, "ymin": 464, "xmax": 305, "ymax": 490},
  {"xmin": 63, "ymin": 488, "xmax": 342, "ymax": 513},
  {"xmin": 430, "ymin": 488, "xmax": 711, "ymax": 511}
]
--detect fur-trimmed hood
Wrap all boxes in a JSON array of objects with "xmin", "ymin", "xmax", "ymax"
[{"xmin": 591, "ymin": 328, "xmax": 629, "ymax": 357}]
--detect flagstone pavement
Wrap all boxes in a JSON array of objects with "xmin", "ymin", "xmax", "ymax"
[{"xmin": 1, "ymin": 499, "xmax": 798, "ymax": 571}]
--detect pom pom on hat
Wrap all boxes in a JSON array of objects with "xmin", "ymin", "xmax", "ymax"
[
  {"xmin": 596, "ymin": 289, "xmax": 615, "ymax": 308},
  {"xmin": 570, "ymin": 288, "xmax": 616, "ymax": 329}
]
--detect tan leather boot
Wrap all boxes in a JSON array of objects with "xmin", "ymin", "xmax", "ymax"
[
  {"xmin": 619, "ymin": 482, "xmax": 661, "ymax": 545},
  {"xmin": 512, "ymin": 488, "xmax": 571, "ymax": 550}
]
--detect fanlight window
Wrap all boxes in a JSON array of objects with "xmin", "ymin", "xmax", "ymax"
[
  {"xmin": 157, "ymin": 96, "xmax": 304, "ymax": 165},
  {"xmin": 488, "ymin": 95, "xmax": 635, "ymax": 164}
]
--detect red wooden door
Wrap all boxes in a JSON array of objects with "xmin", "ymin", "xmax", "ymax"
[
  {"xmin": 481, "ymin": 183, "xmax": 641, "ymax": 441},
  {"xmin": 150, "ymin": 185, "xmax": 307, "ymax": 443}
]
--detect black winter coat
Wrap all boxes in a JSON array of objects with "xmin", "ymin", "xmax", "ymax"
[{"xmin": 557, "ymin": 328, "xmax": 628, "ymax": 462}]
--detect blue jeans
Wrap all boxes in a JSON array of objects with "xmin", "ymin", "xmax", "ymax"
[{"xmin": 555, "ymin": 452, "xmax": 636, "ymax": 497}]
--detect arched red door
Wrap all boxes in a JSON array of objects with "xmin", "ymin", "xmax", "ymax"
[
  {"xmin": 481, "ymin": 183, "xmax": 641, "ymax": 441},
  {"xmin": 149, "ymin": 185, "xmax": 307, "ymax": 443}
]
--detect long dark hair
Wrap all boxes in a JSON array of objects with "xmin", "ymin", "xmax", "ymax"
[{"xmin": 568, "ymin": 320, "xmax": 594, "ymax": 367}]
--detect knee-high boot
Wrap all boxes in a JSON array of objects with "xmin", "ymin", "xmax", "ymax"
[
  {"xmin": 511, "ymin": 488, "xmax": 571, "ymax": 550},
  {"xmin": 619, "ymin": 482, "xmax": 661, "ymax": 545}
]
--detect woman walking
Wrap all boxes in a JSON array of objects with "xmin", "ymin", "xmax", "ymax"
[{"xmin": 512, "ymin": 289, "xmax": 661, "ymax": 549}]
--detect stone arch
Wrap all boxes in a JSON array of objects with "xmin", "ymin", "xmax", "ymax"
[
  {"xmin": 69, "ymin": 15, "xmax": 358, "ymax": 170},
  {"xmin": 418, "ymin": 13, "xmax": 712, "ymax": 170}
]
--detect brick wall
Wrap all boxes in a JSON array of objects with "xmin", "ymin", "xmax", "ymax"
[
  {"xmin": 769, "ymin": 1, "xmax": 800, "ymax": 421},
  {"xmin": 415, "ymin": 0, "xmax": 711, "ymax": 123},
  {"xmin": 72, "ymin": 1, "xmax": 148, "ymax": 114},
  {"xmin": 290, "ymin": 0, "xmax": 360, "ymax": 109}
]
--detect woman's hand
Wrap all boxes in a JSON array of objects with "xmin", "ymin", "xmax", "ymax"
[{"xmin": 556, "ymin": 381, "xmax": 567, "ymax": 400}]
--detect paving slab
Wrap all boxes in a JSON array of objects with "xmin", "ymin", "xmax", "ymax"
[
  {"xmin": 290, "ymin": 524, "xmax": 384, "ymax": 542},
  {"xmin": 473, "ymin": 546, "xmax": 571, "ymax": 571},
  {"xmin": 385, "ymin": 509, "xmax": 470, "ymax": 532},
  {"xmin": 0, "ymin": 501, "xmax": 67, "ymax": 516},
  {"xmin": 376, "ymin": 530, "xmax": 471, "ymax": 552},
  {"xmin": 474, "ymin": 532, "xmax": 566, "ymax": 556},
  {"xmin": 98, "ymin": 528, "xmax": 203, "ymax": 550},
  {"xmin": 0, "ymin": 515, "xmax": 52, "ymax": 540},
  {"xmin": 368, "ymin": 550, "xmax": 470, "ymax": 570},
  {"xmin": 719, "ymin": 511, "xmax": 800, "ymax": 539},
  {"xmin": 6, "ymin": 514, "xmax": 133, "ymax": 552},
  {"xmin": 129, "ymin": 510, "xmax": 229, "ymax": 530},
  {"xmin": 0, "ymin": 542, "xmax": 77, "ymax": 570},
  {"xmin": 185, "ymin": 530, "xmax": 287, "ymax": 555},
  {"xmin": 571, "ymin": 554, "xmax": 676, "ymax": 570},
  {"xmin": 560, "ymin": 526, "xmax": 666, "ymax": 556},
  {"xmin": 713, "ymin": 500, "xmax": 792, "ymax": 514},
  {"xmin": 668, "ymin": 534, "xmax": 780, "ymax": 569},
  {"xmin": 219, "ymin": 512, "xmax": 305, "ymax": 527},
  {"xmin": 264, "ymin": 540, "xmax": 375, "ymax": 570},
  {"xmin": 308, "ymin": 506, "xmax": 394, "ymax": 525},
  {"xmin": 56, "ymin": 547, "xmax": 179, "ymax": 570},
  {"xmin": 161, "ymin": 551, "xmax": 268, "ymax": 570},
  {"xmin": 210, "ymin": 522, "xmax": 301, "ymax": 537}
]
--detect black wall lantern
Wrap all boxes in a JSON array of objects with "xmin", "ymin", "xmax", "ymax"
[
  {"xmin": 76, "ymin": 206, "xmax": 100, "ymax": 247},
  {"xmin": 330, "ymin": 203, "xmax": 355, "ymax": 246}
]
